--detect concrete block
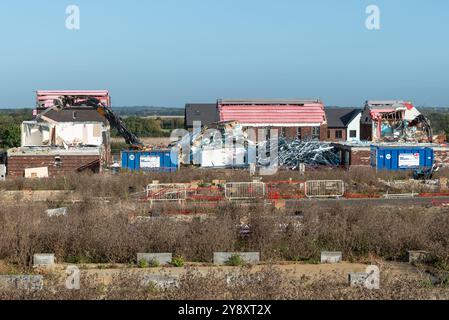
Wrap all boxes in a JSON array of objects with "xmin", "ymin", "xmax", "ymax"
[
  {"xmin": 0, "ymin": 164, "xmax": 6, "ymax": 181},
  {"xmin": 33, "ymin": 254, "xmax": 55, "ymax": 267},
  {"xmin": 348, "ymin": 272, "xmax": 369, "ymax": 287},
  {"xmin": 140, "ymin": 274, "xmax": 178, "ymax": 288},
  {"xmin": 213, "ymin": 252, "xmax": 260, "ymax": 265},
  {"xmin": 408, "ymin": 250, "xmax": 429, "ymax": 264},
  {"xmin": 137, "ymin": 253, "xmax": 172, "ymax": 266},
  {"xmin": 46, "ymin": 207, "xmax": 68, "ymax": 217},
  {"xmin": 321, "ymin": 251, "xmax": 342, "ymax": 263},
  {"xmin": 24, "ymin": 167, "xmax": 49, "ymax": 179},
  {"xmin": 0, "ymin": 275, "xmax": 44, "ymax": 291}
]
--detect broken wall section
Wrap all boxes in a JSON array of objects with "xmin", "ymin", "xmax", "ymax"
[{"xmin": 21, "ymin": 121, "xmax": 108, "ymax": 148}]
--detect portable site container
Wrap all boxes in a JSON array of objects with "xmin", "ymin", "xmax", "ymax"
[
  {"xmin": 121, "ymin": 150, "xmax": 178, "ymax": 172},
  {"xmin": 370, "ymin": 146, "xmax": 434, "ymax": 171}
]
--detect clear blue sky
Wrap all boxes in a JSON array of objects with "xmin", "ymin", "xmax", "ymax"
[{"xmin": 0, "ymin": 0, "xmax": 448, "ymax": 108}]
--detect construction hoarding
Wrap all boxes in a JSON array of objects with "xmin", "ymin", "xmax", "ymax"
[
  {"xmin": 305, "ymin": 180, "xmax": 345, "ymax": 198},
  {"xmin": 146, "ymin": 183, "xmax": 187, "ymax": 201},
  {"xmin": 225, "ymin": 182, "xmax": 266, "ymax": 200}
]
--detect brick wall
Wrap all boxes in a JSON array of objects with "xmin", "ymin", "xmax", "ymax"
[
  {"xmin": 324, "ymin": 128, "xmax": 347, "ymax": 142},
  {"xmin": 301, "ymin": 127, "xmax": 312, "ymax": 139},
  {"xmin": 332, "ymin": 144, "xmax": 371, "ymax": 167},
  {"xmin": 320, "ymin": 124, "xmax": 328, "ymax": 141},
  {"xmin": 7, "ymin": 155, "xmax": 101, "ymax": 178},
  {"xmin": 350, "ymin": 149, "xmax": 371, "ymax": 166},
  {"xmin": 285, "ymin": 127, "xmax": 298, "ymax": 139},
  {"xmin": 360, "ymin": 123, "xmax": 372, "ymax": 141}
]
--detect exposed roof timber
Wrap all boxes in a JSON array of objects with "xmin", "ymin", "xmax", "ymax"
[
  {"xmin": 36, "ymin": 90, "xmax": 109, "ymax": 97},
  {"xmin": 366, "ymin": 100, "xmax": 412, "ymax": 106},
  {"xmin": 36, "ymin": 90, "xmax": 111, "ymax": 108}
]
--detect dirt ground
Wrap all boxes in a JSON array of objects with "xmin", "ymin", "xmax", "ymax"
[
  {"xmin": 111, "ymin": 137, "xmax": 171, "ymax": 147},
  {"xmin": 28, "ymin": 261, "xmax": 423, "ymax": 287}
]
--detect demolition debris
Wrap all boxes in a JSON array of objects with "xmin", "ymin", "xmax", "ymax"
[
  {"xmin": 272, "ymin": 139, "xmax": 340, "ymax": 169},
  {"xmin": 361, "ymin": 100, "xmax": 433, "ymax": 143}
]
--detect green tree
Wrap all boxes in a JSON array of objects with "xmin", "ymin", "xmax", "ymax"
[
  {"xmin": 111, "ymin": 116, "xmax": 169, "ymax": 138},
  {"xmin": 0, "ymin": 115, "xmax": 22, "ymax": 149}
]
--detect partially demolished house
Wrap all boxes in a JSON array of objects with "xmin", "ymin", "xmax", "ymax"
[
  {"xmin": 217, "ymin": 99, "xmax": 327, "ymax": 140},
  {"xmin": 331, "ymin": 100, "xmax": 449, "ymax": 168},
  {"xmin": 360, "ymin": 100, "xmax": 432, "ymax": 143},
  {"xmin": 7, "ymin": 91, "xmax": 112, "ymax": 178},
  {"xmin": 177, "ymin": 99, "xmax": 328, "ymax": 168}
]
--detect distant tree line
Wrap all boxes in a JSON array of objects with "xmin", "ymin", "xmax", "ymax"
[
  {"xmin": 111, "ymin": 116, "xmax": 184, "ymax": 138},
  {"xmin": 0, "ymin": 109, "xmax": 32, "ymax": 149},
  {"xmin": 113, "ymin": 106, "xmax": 184, "ymax": 117},
  {"xmin": 420, "ymin": 109, "xmax": 449, "ymax": 136}
]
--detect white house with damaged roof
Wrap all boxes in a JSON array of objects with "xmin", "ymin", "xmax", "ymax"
[
  {"xmin": 360, "ymin": 100, "xmax": 431, "ymax": 143},
  {"xmin": 7, "ymin": 90, "xmax": 112, "ymax": 178}
]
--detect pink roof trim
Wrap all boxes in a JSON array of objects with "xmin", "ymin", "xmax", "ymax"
[
  {"xmin": 36, "ymin": 90, "xmax": 111, "ymax": 107},
  {"xmin": 218, "ymin": 103, "xmax": 326, "ymax": 125}
]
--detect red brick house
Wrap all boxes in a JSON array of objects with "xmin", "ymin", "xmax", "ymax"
[{"xmin": 217, "ymin": 99, "xmax": 327, "ymax": 140}]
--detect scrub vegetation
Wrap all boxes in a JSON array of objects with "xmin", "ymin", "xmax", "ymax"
[{"xmin": 2, "ymin": 161, "xmax": 449, "ymax": 300}]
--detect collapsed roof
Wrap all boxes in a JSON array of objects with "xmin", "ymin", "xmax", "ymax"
[
  {"xmin": 366, "ymin": 100, "xmax": 421, "ymax": 121},
  {"xmin": 36, "ymin": 90, "xmax": 110, "ymax": 108},
  {"xmin": 35, "ymin": 107, "xmax": 109, "ymax": 125},
  {"xmin": 364, "ymin": 100, "xmax": 432, "ymax": 143}
]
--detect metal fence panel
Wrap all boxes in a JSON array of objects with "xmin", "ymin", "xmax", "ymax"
[
  {"xmin": 146, "ymin": 183, "xmax": 187, "ymax": 201},
  {"xmin": 225, "ymin": 182, "xmax": 265, "ymax": 200},
  {"xmin": 305, "ymin": 180, "xmax": 345, "ymax": 198}
]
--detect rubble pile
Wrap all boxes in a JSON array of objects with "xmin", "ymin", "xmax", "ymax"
[
  {"xmin": 261, "ymin": 139, "xmax": 340, "ymax": 169},
  {"xmin": 378, "ymin": 114, "xmax": 432, "ymax": 143}
]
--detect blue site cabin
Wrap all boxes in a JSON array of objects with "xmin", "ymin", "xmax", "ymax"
[{"xmin": 370, "ymin": 146, "xmax": 434, "ymax": 171}]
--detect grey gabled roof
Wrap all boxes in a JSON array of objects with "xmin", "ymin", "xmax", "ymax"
[
  {"xmin": 325, "ymin": 107, "xmax": 362, "ymax": 128},
  {"xmin": 185, "ymin": 103, "xmax": 219, "ymax": 128}
]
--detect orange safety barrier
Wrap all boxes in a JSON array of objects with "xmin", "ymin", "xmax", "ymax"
[
  {"xmin": 419, "ymin": 192, "xmax": 449, "ymax": 198},
  {"xmin": 431, "ymin": 199, "xmax": 449, "ymax": 207}
]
